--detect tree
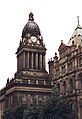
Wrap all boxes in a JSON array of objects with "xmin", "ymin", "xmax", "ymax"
[
  {"xmin": 23, "ymin": 100, "xmax": 42, "ymax": 119},
  {"xmin": 2, "ymin": 105, "xmax": 25, "ymax": 119},
  {"xmin": 2, "ymin": 109, "xmax": 14, "ymax": 119},
  {"xmin": 39, "ymin": 87, "xmax": 76, "ymax": 119},
  {"xmin": 23, "ymin": 87, "xmax": 76, "ymax": 119}
]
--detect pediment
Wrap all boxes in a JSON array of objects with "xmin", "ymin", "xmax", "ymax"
[{"xmin": 58, "ymin": 43, "xmax": 66, "ymax": 51}]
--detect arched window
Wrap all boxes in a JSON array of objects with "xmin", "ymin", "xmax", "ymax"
[
  {"xmin": 79, "ymin": 58, "xmax": 82, "ymax": 67},
  {"xmin": 78, "ymin": 73, "xmax": 82, "ymax": 88},
  {"xmin": 63, "ymin": 81, "xmax": 66, "ymax": 93},
  {"xmin": 69, "ymin": 79, "xmax": 74, "ymax": 92},
  {"xmin": 57, "ymin": 83, "xmax": 60, "ymax": 92}
]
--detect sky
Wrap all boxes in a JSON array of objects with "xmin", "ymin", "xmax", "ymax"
[{"xmin": 0, "ymin": 0, "xmax": 82, "ymax": 89}]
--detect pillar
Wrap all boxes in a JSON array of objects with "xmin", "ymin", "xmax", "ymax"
[
  {"xmin": 43, "ymin": 54, "xmax": 45, "ymax": 70},
  {"xmin": 36, "ymin": 53, "xmax": 38, "ymax": 69},
  {"xmin": 36, "ymin": 95, "xmax": 38, "ymax": 102},
  {"xmin": 27, "ymin": 52, "xmax": 29, "ymax": 68},
  {"xmin": 40, "ymin": 54, "xmax": 42, "ymax": 69},
  {"xmin": 23, "ymin": 52, "xmax": 25, "ymax": 68},
  {"xmin": 29, "ymin": 52, "xmax": 32, "ymax": 68},
  {"xmin": 38, "ymin": 53, "xmax": 40, "ymax": 69},
  {"xmin": 27, "ymin": 94, "xmax": 31, "ymax": 106},
  {"xmin": 31, "ymin": 52, "xmax": 34, "ymax": 69}
]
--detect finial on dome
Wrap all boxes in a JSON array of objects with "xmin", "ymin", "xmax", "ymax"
[
  {"xmin": 55, "ymin": 52, "xmax": 57, "ymax": 56},
  {"xmin": 61, "ymin": 40, "xmax": 63, "ymax": 44},
  {"xmin": 77, "ymin": 16, "xmax": 80, "ymax": 26},
  {"xmin": 29, "ymin": 12, "xmax": 34, "ymax": 21},
  {"xmin": 72, "ymin": 40, "xmax": 74, "ymax": 45}
]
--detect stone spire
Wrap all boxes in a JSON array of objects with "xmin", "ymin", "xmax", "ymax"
[{"xmin": 77, "ymin": 16, "xmax": 80, "ymax": 27}]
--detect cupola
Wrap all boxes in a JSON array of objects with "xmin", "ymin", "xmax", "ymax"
[{"xmin": 22, "ymin": 12, "xmax": 41, "ymax": 39}]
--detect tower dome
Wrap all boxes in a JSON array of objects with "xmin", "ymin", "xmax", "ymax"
[{"xmin": 22, "ymin": 12, "xmax": 41, "ymax": 39}]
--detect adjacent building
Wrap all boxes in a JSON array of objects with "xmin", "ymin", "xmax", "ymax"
[{"xmin": 48, "ymin": 16, "xmax": 82, "ymax": 119}]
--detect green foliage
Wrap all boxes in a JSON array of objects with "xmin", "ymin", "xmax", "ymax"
[
  {"xmin": 41, "ymin": 95, "xmax": 76, "ymax": 119},
  {"xmin": 2, "ymin": 105, "xmax": 25, "ymax": 119},
  {"xmin": 38, "ymin": 87, "xmax": 76, "ymax": 119},
  {"xmin": 23, "ymin": 101, "xmax": 43, "ymax": 119},
  {"xmin": 2, "ymin": 87, "xmax": 77, "ymax": 119},
  {"xmin": 2, "ymin": 109, "xmax": 14, "ymax": 119}
]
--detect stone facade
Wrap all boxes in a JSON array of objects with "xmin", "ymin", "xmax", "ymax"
[{"xmin": 48, "ymin": 17, "xmax": 82, "ymax": 119}]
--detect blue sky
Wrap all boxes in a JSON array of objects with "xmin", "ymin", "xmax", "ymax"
[{"xmin": 0, "ymin": 0, "xmax": 82, "ymax": 89}]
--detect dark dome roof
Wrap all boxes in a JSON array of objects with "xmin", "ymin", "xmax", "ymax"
[{"xmin": 22, "ymin": 12, "xmax": 41, "ymax": 39}]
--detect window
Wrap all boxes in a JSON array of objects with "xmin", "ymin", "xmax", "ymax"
[
  {"xmin": 57, "ymin": 83, "xmax": 60, "ymax": 92},
  {"xmin": 63, "ymin": 81, "xmax": 66, "ymax": 93},
  {"xmin": 68, "ymin": 62, "xmax": 72, "ymax": 71},
  {"xmin": 81, "ymin": 80, "xmax": 82, "ymax": 89},
  {"xmin": 79, "ymin": 73, "xmax": 82, "ymax": 88},
  {"xmin": 62, "ymin": 65, "xmax": 66, "ymax": 74},
  {"xmin": 69, "ymin": 79, "xmax": 74, "ymax": 92},
  {"xmin": 79, "ymin": 58, "xmax": 82, "ymax": 67},
  {"xmin": 56, "ymin": 68, "xmax": 60, "ymax": 77}
]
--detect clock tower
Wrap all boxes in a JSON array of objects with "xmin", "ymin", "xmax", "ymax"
[
  {"xmin": 16, "ymin": 12, "xmax": 48, "ymax": 80},
  {"xmin": 0, "ymin": 12, "xmax": 52, "ymax": 115}
]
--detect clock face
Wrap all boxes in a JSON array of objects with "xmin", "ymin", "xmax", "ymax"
[
  {"xmin": 31, "ymin": 36, "xmax": 37, "ymax": 42},
  {"xmin": 30, "ymin": 36, "xmax": 41, "ymax": 45}
]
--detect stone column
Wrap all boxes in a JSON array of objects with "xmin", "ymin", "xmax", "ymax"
[
  {"xmin": 65, "ymin": 62, "xmax": 68, "ymax": 74},
  {"xmin": 33, "ymin": 53, "xmax": 36, "ymax": 69},
  {"xmin": 60, "ymin": 66, "xmax": 62, "ymax": 76},
  {"xmin": 75, "ymin": 58, "xmax": 77, "ymax": 67},
  {"xmin": 36, "ymin": 80, "xmax": 38, "ymax": 84},
  {"xmin": 23, "ymin": 52, "xmax": 25, "ymax": 68},
  {"xmin": 43, "ymin": 54, "xmax": 45, "ymax": 70},
  {"xmin": 40, "ymin": 54, "xmax": 42, "ymax": 69},
  {"xmin": 36, "ymin": 95, "xmax": 38, "ymax": 102},
  {"xmin": 38, "ymin": 53, "xmax": 40, "ymax": 69},
  {"xmin": 44, "ymin": 80, "xmax": 46, "ymax": 85},
  {"xmin": 27, "ymin": 94, "xmax": 31, "ymax": 106},
  {"xmin": 27, "ymin": 52, "xmax": 29, "ymax": 68},
  {"xmin": 28, "ymin": 79, "xmax": 30, "ymax": 84},
  {"xmin": 42, "ymin": 54, "xmax": 44, "ymax": 70},
  {"xmin": 36, "ymin": 53, "xmax": 38, "ymax": 69},
  {"xmin": 31, "ymin": 52, "xmax": 34, "ymax": 69}
]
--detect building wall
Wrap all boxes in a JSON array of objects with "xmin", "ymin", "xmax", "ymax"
[
  {"xmin": 48, "ymin": 42, "xmax": 82, "ymax": 119},
  {"xmin": 0, "ymin": 77, "xmax": 52, "ymax": 119}
]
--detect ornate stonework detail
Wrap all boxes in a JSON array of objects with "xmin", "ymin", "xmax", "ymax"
[{"xmin": 22, "ymin": 71, "xmax": 48, "ymax": 77}]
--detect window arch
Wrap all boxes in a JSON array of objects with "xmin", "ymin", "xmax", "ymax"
[
  {"xmin": 63, "ymin": 81, "xmax": 66, "ymax": 93},
  {"xmin": 69, "ymin": 79, "xmax": 74, "ymax": 93},
  {"xmin": 78, "ymin": 73, "xmax": 82, "ymax": 88},
  {"xmin": 57, "ymin": 83, "xmax": 60, "ymax": 92}
]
